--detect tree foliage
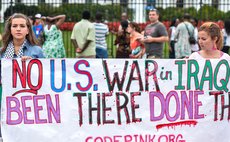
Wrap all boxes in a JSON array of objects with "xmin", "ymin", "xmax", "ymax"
[
  {"xmin": 4, "ymin": 4, "xmax": 38, "ymax": 21},
  {"xmin": 3, "ymin": 3, "xmax": 229, "ymax": 23}
]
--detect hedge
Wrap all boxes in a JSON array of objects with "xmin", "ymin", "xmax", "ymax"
[{"xmin": 4, "ymin": 3, "xmax": 229, "ymax": 23}]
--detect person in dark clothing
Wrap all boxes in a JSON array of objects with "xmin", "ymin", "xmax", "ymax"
[
  {"xmin": 222, "ymin": 19, "xmax": 230, "ymax": 54},
  {"xmin": 168, "ymin": 17, "xmax": 180, "ymax": 58},
  {"xmin": 114, "ymin": 20, "xmax": 131, "ymax": 58}
]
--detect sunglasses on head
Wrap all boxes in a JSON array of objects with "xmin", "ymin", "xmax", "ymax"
[{"xmin": 149, "ymin": 8, "xmax": 157, "ymax": 11}]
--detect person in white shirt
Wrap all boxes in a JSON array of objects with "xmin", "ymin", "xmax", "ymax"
[{"xmin": 94, "ymin": 12, "xmax": 109, "ymax": 58}]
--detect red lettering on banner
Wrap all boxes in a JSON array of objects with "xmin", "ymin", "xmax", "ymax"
[
  {"xmin": 209, "ymin": 91, "xmax": 230, "ymax": 121},
  {"xmin": 12, "ymin": 59, "xmax": 43, "ymax": 91},
  {"xmin": 124, "ymin": 135, "xmax": 132, "ymax": 142},
  {"xmin": 74, "ymin": 60, "xmax": 93, "ymax": 91},
  {"xmin": 156, "ymin": 120, "xmax": 197, "ymax": 130},
  {"xmin": 85, "ymin": 134, "xmax": 184, "ymax": 142}
]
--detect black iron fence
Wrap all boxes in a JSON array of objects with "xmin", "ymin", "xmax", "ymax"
[{"xmin": 1, "ymin": 0, "xmax": 230, "ymax": 58}]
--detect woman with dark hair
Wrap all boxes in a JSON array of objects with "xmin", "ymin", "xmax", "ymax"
[
  {"xmin": 222, "ymin": 19, "xmax": 230, "ymax": 54},
  {"xmin": 114, "ymin": 20, "xmax": 131, "ymax": 58},
  {"xmin": 42, "ymin": 14, "xmax": 66, "ymax": 58},
  {"xmin": 127, "ymin": 22, "xmax": 145, "ymax": 58}
]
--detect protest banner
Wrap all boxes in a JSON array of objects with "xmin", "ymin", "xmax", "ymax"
[{"xmin": 1, "ymin": 59, "xmax": 230, "ymax": 142}]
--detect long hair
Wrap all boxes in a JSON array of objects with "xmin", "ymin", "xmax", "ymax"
[
  {"xmin": 2, "ymin": 13, "xmax": 38, "ymax": 53},
  {"xmin": 121, "ymin": 20, "xmax": 129, "ymax": 42},
  {"xmin": 129, "ymin": 22, "xmax": 141, "ymax": 33},
  {"xmin": 198, "ymin": 22, "xmax": 223, "ymax": 50},
  {"xmin": 170, "ymin": 17, "xmax": 179, "ymax": 27}
]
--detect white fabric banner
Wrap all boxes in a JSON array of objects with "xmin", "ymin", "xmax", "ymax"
[{"xmin": 1, "ymin": 59, "xmax": 230, "ymax": 142}]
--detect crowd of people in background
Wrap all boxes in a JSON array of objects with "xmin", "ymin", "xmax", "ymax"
[
  {"xmin": 28, "ymin": 13, "xmax": 66, "ymax": 58},
  {"xmin": 0, "ymin": 11, "xmax": 229, "ymax": 72},
  {"xmin": 2, "ymin": 9, "xmax": 229, "ymax": 60},
  {"xmin": 69, "ymin": 9, "xmax": 230, "ymax": 60},
  {"xmin": 113, "ymin": 9, "xmax": 230, "ymax": 59}
]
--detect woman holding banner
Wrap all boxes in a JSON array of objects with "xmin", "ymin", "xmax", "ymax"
[
  {"xmin": 189, "ymin": 22, "xmax": 230, "ymax": 59},
  {"xmin": 0, "ymin": 13, "xmax": 44, "ymax": 141}
]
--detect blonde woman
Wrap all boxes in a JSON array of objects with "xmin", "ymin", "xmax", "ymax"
[{"xmin": 189, "ymin": 22, "xmax": 230, "ymax": 59}]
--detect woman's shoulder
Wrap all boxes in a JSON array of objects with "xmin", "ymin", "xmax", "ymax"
[
  {"xmin": 170, "ymin": 26, "xmax": 175, "ymax": 30},
  {"xmin": 189, "ymin": 51, "xmax": 202, "ymax": 59},
  {"xmin": 31, "ymin": 45, "xmax": 42, "ymax": 50},
  {"xmin": 25, "ymin": 43, "xmax": 44, "ymax": 57},
  {"xmin": 51, "ymin": 24, "xmax": 58, "ymax": 29},
  {"xmin": 135, "ymin": 33, "xmax": 143, "ymax": 39},
  {"xmin": 26, "ymin": 42, "xmax": 41, "ymax": 50},
  {"xmin": 221, "ymin": 53, "xmax": 230, "ymax": 60}
]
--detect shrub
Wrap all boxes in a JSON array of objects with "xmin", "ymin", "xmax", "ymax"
[
  {"xmin": 4, "ymin": 4, "xmax": 38, "ymax": 20},
  {"xmin": 197, "ymin": 5, "xmax": 225, "ymax": 21}
]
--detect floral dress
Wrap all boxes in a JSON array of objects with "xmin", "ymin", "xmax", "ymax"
[{"xmin": 42, "ymin": 25, "xmax": 66, "ymax": 58}]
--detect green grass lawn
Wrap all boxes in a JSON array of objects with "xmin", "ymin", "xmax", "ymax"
[
  {"xmin": 62, "ymin": 31, "xmax": 75, "ymax": 58},
  {"xmin": 63, "ymin": 31, "xmax": 170, "ymax": 58},
  {"xmin": 63, "ymin": 31, "xmax": 118, "ymax": 58}
]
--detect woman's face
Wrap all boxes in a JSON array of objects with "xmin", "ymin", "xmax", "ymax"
[
  {"xmin": 198, "ymin": 31, "xmax": 216, "ymax": 50},
  {"xmin": 175, "ymin": 19, "xmax": 180, "ymax": 26},
  {"xmin": 127, "ymin": 24, "xmax": 133, "ymax": 33},
  {"xmin": 11, "ymin": 18, "xmax": 29, "ymax": 41}
]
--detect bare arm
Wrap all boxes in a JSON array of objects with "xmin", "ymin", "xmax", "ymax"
[
  {"xmin": 140, "ymin": 36, "xmax": 169, "ymax": 43},
  {"xmin": 48, "ymin": 15, "xmax": 66, "ymax": 29},
  {"xmin": 134, "ymin": 47, "xmax": 145, "ymax": 58},
  {"xmin": 71, "ymin": 39, "xmax": 91, "ymax": 53},
  {"xmin": 71, "ymin": 39, "xmax": 79, "ymax": 49},
  {"xmin": 81, "ymin": 40, "xmax": 91, "ymax": 52}
]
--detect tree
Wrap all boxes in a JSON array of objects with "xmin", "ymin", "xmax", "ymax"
[{"xmin": 4, "ymin": 4, "xmax": 38, "ymax": 21}]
